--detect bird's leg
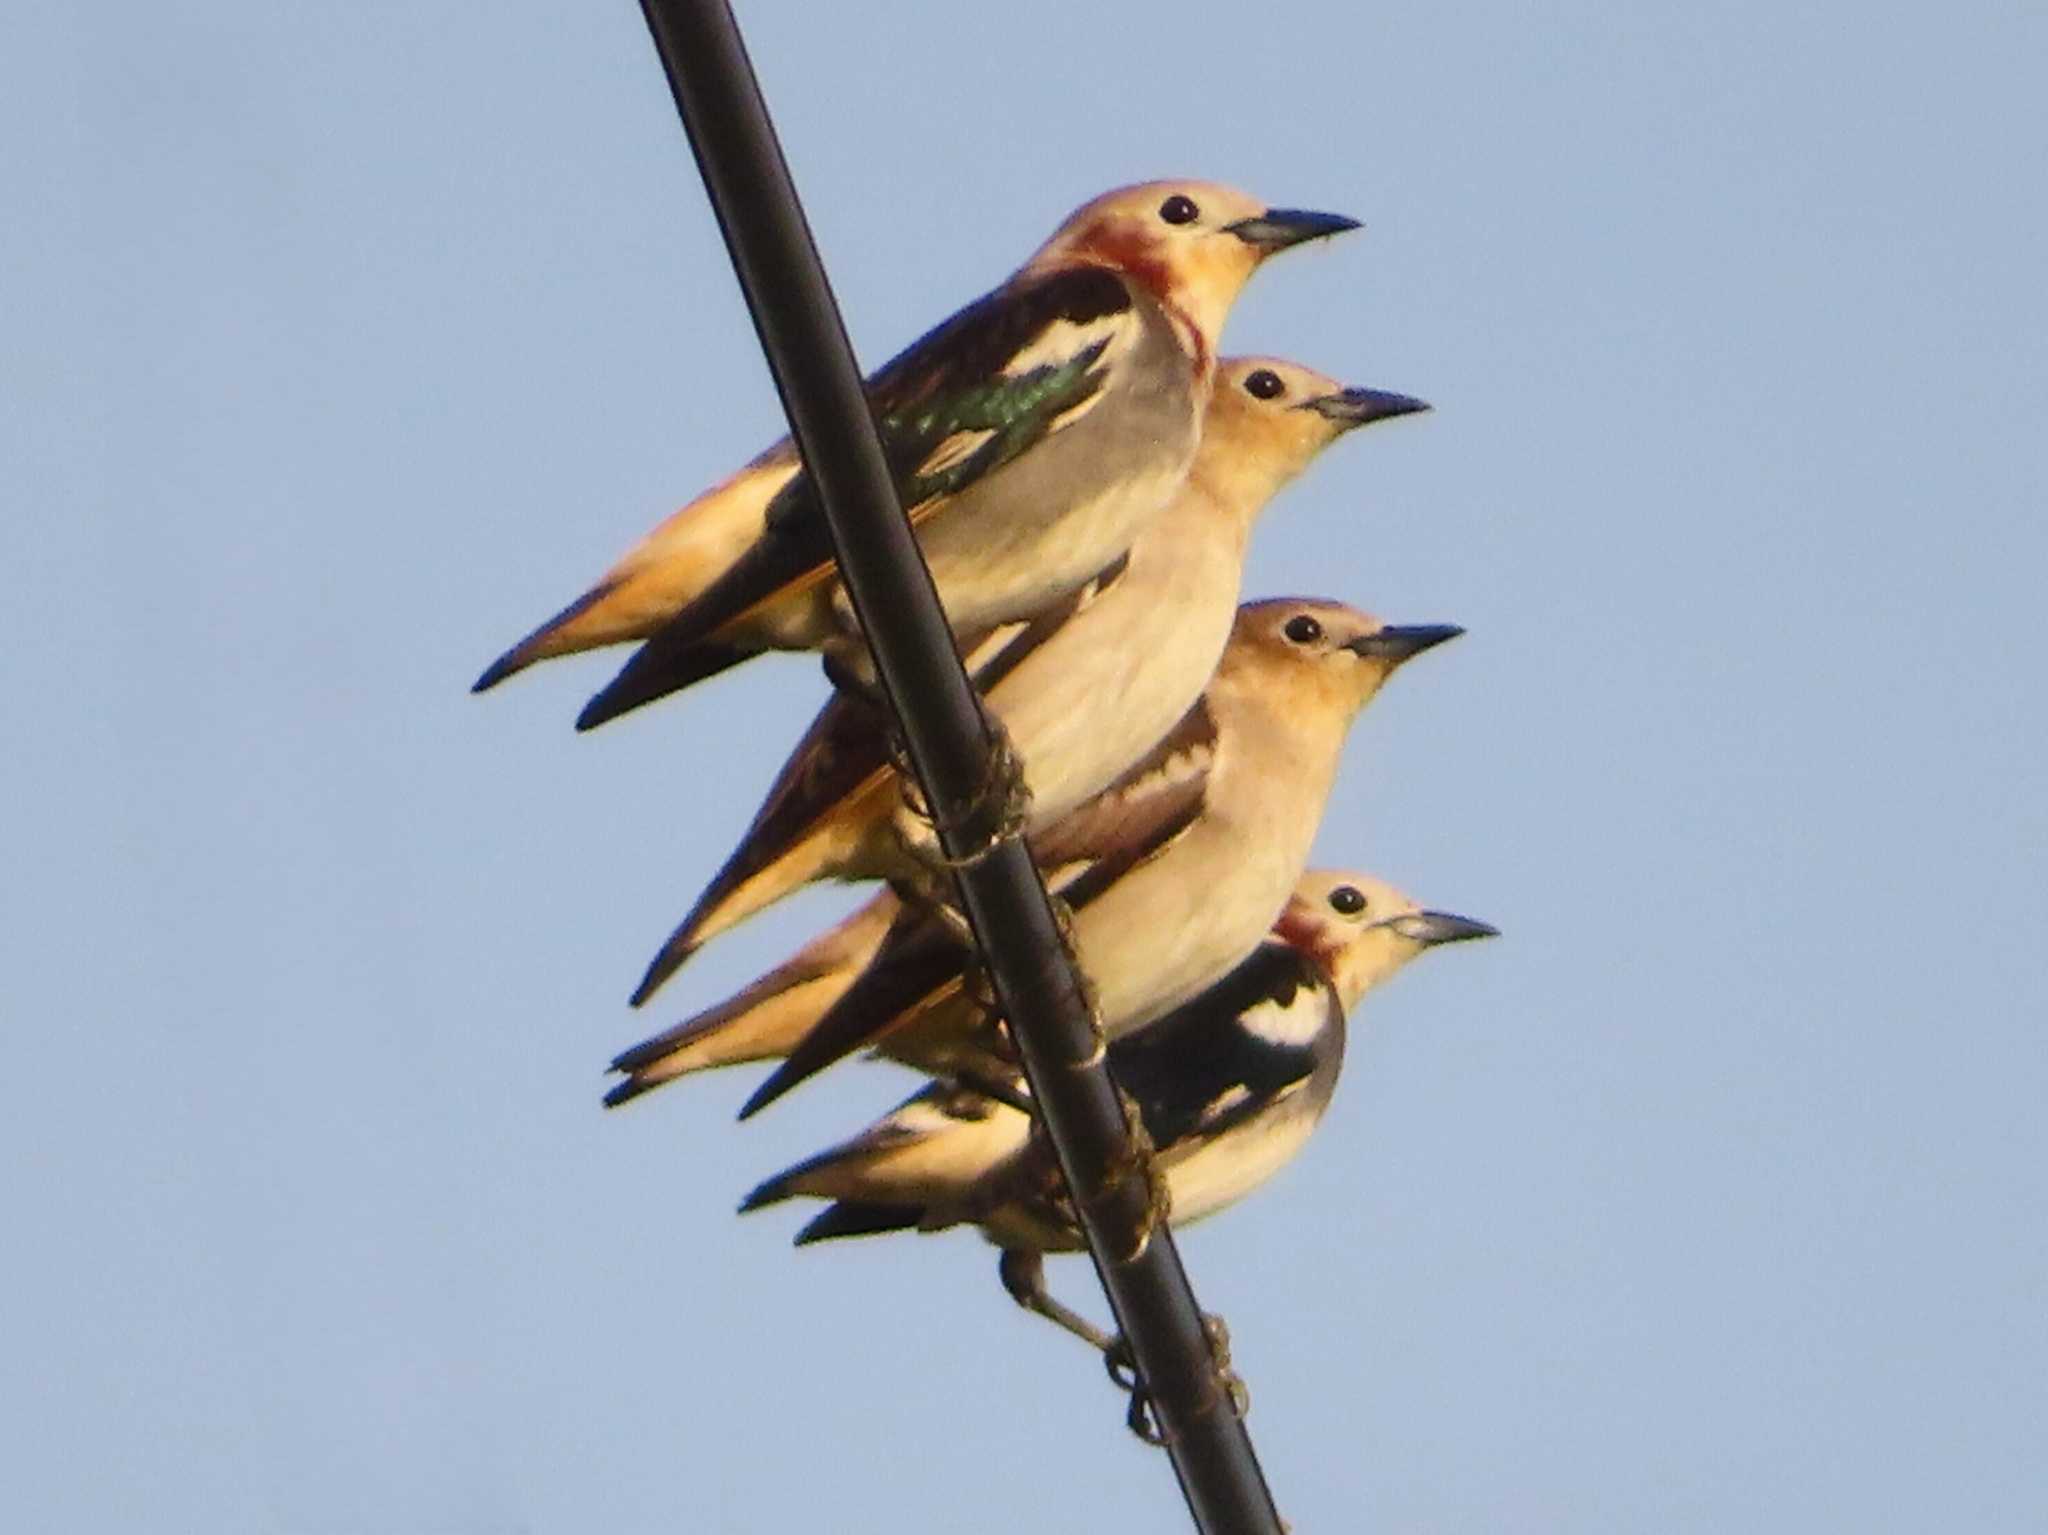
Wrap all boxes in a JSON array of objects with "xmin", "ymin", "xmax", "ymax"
[{"xmin": 997, "ymin": 1249, "xmax": 1113, "ymax": 1353}]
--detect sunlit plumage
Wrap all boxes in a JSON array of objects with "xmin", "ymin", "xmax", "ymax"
[{"xmin": 470, "ymin": 182, "xmax": 1359, "ymax": 722}]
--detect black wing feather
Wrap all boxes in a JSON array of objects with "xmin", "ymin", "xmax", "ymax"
[
  {"xmin": 613, "ymin": 266, "xmax": 1132, "ymax": 663},
  {"xmin": 1108, "ymin": 944, "xmax": 1330, "ymax": 1148}
]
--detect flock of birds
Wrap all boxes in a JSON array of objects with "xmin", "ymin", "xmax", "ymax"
[{"xmin": 476, "ymin": 179, "xmax": 1496, "ymax": 1357}]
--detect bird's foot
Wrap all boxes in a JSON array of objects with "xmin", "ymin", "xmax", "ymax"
[{"xmin": 1104, "ymin": 1311, "xmax": 1250, "ymax": 1446}]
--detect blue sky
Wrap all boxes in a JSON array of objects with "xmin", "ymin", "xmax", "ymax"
[{"xmin": 5, "ymin": 2, "xmax": 2045, "ymax": 1530}]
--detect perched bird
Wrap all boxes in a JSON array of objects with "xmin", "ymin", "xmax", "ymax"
[
  {"xmin": 626, "ymin": 358, "xmax": 1431, "ymax": 1003},
  {"xmin": 469, "ymin": 181, "xmax": 1360, "ymax": 719},
  {"xmin": 610, "ymin": 598, "xmax": 1460, "ymax": 1117},
  {"xmin": 740, "ymin": 870, "xmax": 1496, "ymax": 1346},
  {"xmin": 601, "ymin": 600, "xmax": 1456, "ymax": 1107}
]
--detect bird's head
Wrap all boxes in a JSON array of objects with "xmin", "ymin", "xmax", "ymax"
[
  {"xmin": 1277, "ymin": 870, "xmax": 1497, "ymax": 1009},
  {"xmin": 1222, "ymin": 598, "xmax": 1463, "ymax": 718},
  {"xmin": 1192, "ymin": 357, "xmax": 1430, "ymax": 516},
  {"xmin": 1022, "ymin": 181, "xmax": 1358, "ymax": 354}
]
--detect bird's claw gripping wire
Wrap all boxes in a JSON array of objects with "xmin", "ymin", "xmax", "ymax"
[
  {"xmin": 1073, "ymin": 1085, "xmax": 1171, "ymax": 1261},
  {"xmin": 886, "ymin": 711, "xmax": 1033, "ymax": 875},
  {"xmin": 1105, "ymin": 1312, "xmax": 1251, "ymax": 1446}
]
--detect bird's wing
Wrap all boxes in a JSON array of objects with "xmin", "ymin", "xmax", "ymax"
[
  {"xmin": 736, "ymin": 695, "xmax": 1219, "ymax": 1119},
  {"xmin": 1107, "ymin": 944, "xmax": 1332, "ymax": 1148},
  {"xmin": 625, "ymin": 264, "xmax": 1137, "ymax": 656},
  {"xmin": 1029, "ymin": 692, "xmax": 1220, "ymax": 909},
  {"xmin": 624, "ymin": 558, "xmax": 1135, "ymax": 992},
  {"xmin": 634, "ymin": 552, "xmax": 1138, "ymax": 986},
  {"xmin": 791, "ymin": 1202, "xmax": 929, "ymax": 1245},
  {"xmin": 572, "ymin": 636, "xmax": 760, "ymax": 729},
  {"xmin": 965, "ymin": 550, "xmax": 1131, "ymax": 696}
]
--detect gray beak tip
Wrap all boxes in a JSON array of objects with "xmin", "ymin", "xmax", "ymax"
[
  {"xmin": 1350, "ymin": 623, "xmax": 1465, "ymax": 662},
  {"xmin": 1398, "ymin": 912, "xmax": 1500, "ymax": 946},
  {"xmin": 1227, "ymin": 208, "xmax": 1362, "ymax": 252},
  {"xmin": 1312, "ymin": 387, "xmax": 1433, "ymax": 428}
]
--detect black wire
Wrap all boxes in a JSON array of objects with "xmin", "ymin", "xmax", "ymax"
[{"xmin": 631, "ymin": 3, "xmax": 1287, "ymax": 1530}]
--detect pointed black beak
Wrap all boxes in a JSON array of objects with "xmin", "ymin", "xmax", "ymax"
[
  {"xmin": 1306, "ymin": 387, "xmax": 1432, "ymax": 429},
  {"xmin": 1226, "ymin": 207, "xmax": 1361, "ymax": 252},
  {"xmin": 1345, "ymin": 623, "xmax": 1464, "ymax": 662},
  {"xmin": 1389, "ymin": 911, "xmax": 1500, "ymax": 947}
]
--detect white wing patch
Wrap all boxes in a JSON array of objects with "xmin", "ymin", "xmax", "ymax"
[
  {"xmin": 1202, "ymin": 1084, "xmax": 1252, "ymax": 1120},
  {"xmin": 916, "ymin": 428, "xmax": 997, "ymax": 480},
  {"xmin": 1042, "ymin": 391, "xmax": 1108, "ymax": 436},
  {"xmin": 999, "ymin": 311, "xmax": 1133, "ymax": 379},
  {"xmin": 1236, "ymin": 986, "xmax": 1333, "ymax": 1050},
  {"xmin": 1105, "ymin": 728, "xmax": 1215, "ymax": 826}
]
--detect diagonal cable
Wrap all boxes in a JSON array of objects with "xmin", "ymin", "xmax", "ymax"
[{"xmin": 631, "ymin": 3, "xmax": 1286, "ymax": 1530}]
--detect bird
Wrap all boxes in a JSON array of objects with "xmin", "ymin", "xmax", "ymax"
[
  {"xmin": 468, "ymin": 181, "xmax": 1361, "ymax": 721},
  {"xmin": 602, "ymin": 598, "xmax": 1462, "ymax": 1116},
  {"xmin": 624, "ymin": 357, "xmax": 1432, "ymax": 1004},
  {"xmin": 739, "ymin": 869, "xmax": 1497, "ymax": 1349}
]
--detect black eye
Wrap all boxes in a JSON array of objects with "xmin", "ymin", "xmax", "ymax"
[
  {"xmin": 1329, "ymin": 886, "xmax": 1367, "ymax": 915},
  {"xmin": 1159, "ymin": 194, "xmax": 1200, "ymax": 226},
  {"xmin": 1244, "ymin": 369, "xmax": 1285, "ymax": 400},
  {"xmin": 1284, "ymin": 614, "xmax": 1323, "ymax": 645}
]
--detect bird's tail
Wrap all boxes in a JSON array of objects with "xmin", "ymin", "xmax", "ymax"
[
  {"xmin": 472, "ymin": 456, "xmax": 791, "ymax": 695},
  {"xmin": 472, "ymin": 578, "xmax": 629, "ymax": 692},
  {"xmin": 737, "ymin": 914, "xmax": 972, "ymax": 1119},
  {"xmin": 631, "ymin": 773, "xmax": 896, "ymax": 1006},
  {"xmin": 739, "ymin": 1080, "xmax": 1033, "ymax": 1238},
  {"xmin": 602, "ymin": 893, "xmax": 900, "ymax": 1108}
]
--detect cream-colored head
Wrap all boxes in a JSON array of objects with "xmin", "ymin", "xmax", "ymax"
[
  {"xmin": 1217, "ymin": 598, "xmax": 1463, "ymax": 721},
  {"xmin": 1189, "ymin": 357, "xmax": 1430, "ymax": 523},
  {"xmin": 1276, "ymin": 870, "xmax": 1497, "ymax": 1010},
  {"xmin": 1020, "ymin": 181, "xmax": 1359, "ymax": 354}
]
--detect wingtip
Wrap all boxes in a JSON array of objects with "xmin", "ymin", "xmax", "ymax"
[
  {"xmin": 791, "ymin": 1210, "xmax": 841, "ymax": 1246},
  {"xmin": 793, "ymin": 1201, "xmax": 926, "ymax": 1245},
  {"xmin": 736, "ymin": 1067, "xmax": 795, "ymax": 1122},
  {"xmin": 577, "ymin": 634, "xmax": 761, "ymax": 734},
  {"xmin": 600, "ymin": 1075, "xmax": 649, "ymax": 1110},
  {"xmin": 573, "ymin": 692, "xmax": 617, "ymax": 733}
]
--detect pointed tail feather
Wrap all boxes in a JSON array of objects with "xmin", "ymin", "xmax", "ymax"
[
  {"xmin": 472, "ymin": 579, "xmax": 625, "ymax": 693},
  {"xmin": 600, "ymin": 1071, "xmax": 672, "ymax": 1111}
]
